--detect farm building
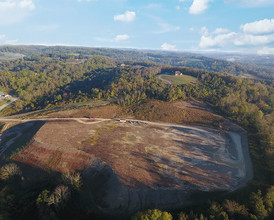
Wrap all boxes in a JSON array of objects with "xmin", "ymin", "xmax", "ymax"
[{"xmin": 175, "ymin": 71, "xmax": 183, "ymax": 76}]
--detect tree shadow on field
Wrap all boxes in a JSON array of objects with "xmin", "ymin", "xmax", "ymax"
[{"xmin": 0, "ymin": 121, "xmax": 45, "ymax": 162}]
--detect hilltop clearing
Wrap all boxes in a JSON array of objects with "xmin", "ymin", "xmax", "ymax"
[{"xmin": 158, "ymin": 74, "xmax": 198, "ymax": 85}]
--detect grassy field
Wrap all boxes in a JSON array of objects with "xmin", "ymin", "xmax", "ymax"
[
  {"xmin": 160, "ymin": 74, "xmax": 197, "ymax": 85},
  {"xmin": 0, "ymin": 100, "xmax": 8, "ymax": 106}
]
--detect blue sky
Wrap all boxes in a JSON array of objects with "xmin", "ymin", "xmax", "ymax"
[{"xmin": 0, "ymin": 0, "xmax": 274, "ymax": 54}]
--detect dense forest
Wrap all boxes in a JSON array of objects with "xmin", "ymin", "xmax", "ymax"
[
  {"xmin": 0, "ymin": 45, "xmax": 273, "ymax": 80},
  {"xmin": 0, "ymin": 52, "xmax": 273, "ymax": 219}
]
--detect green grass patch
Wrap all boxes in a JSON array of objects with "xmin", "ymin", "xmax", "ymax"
[
  {"xmin": 160, "ymin": 74, "xmax": 197, "ymax": 85},
  {"xmin": 86, "ymin": 124, "xmax": 117, "ymax": 145},
  {"xmin": 0, "ymin": 100, "xmax": 8, "ymax": 106}
]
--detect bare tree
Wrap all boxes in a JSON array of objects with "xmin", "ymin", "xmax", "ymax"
[
  {"xmin": 47, "ymin": 185, "xmax": 71, "ymax": 209},
  {"xmin": 62, "ymin": 172, "xmax": 82, "ymax": 190},
  {"xmin": 0, "ymin": 163, "xmax": 22, "ymax": 180}
]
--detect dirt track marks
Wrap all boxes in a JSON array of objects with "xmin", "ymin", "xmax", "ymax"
[{"xmin": 0, "ymin": 117, "xmax": 252, "ymax": 191}]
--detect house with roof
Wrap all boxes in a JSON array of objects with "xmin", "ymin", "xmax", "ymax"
[{"xmin": 175, "ymin": 71, "xmax": 183, "ymax": 76}]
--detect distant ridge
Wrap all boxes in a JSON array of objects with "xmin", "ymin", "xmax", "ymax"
[{"xmin": 0, "ymin": 45, "xmax": 273, "ymax": 79}]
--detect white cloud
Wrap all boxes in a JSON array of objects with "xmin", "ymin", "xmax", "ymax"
[
  {"xmin": 212, "ymin": 28, "xmax": 230, "ymax": 35},
  {"xmin": 199, "ymin": 26, "xmax": 274, "ymax": 48},
  {"xmin": 0, "ymin": 34, "xmax": 18, "ymax": 45},
  {"xmin": 114, "ymin": 11, "xmax": 136, "ymax": 22},
  {"xmin": 19, "ymin": 0, "xmax": 35, "ymax": 9},
  {"xmin": 0, "ymin": 0, "xmax": 35, "ymax": 10},
  {"xmin": 240, "ymin": 19, "xmax": 274, "ymax": 34},
  {"xmin": 0, "ymin": 0, "xmax": 35, "ymax": 26},
  {"xmin": 185, "ymin": 0, "xmax": 273, "ymax": 15},
  {"xmin": 5, "ymin": 39, "xmax": 19, "ymax": 44},
  {"xmin": 224, "ymin": 0, "xmax": 274, "ymax": 7},
  {"xmin": 0, "ymin": 34, "xmax": 6, "ymax": 41},
  {"xmin": 189, "ymin": 0, "xmax": 213, "ymax": 14},
  {"xmin": 113, "ymin": 34, "xmax": 129, "ymax": 42},
  {"xmin": 161, "ymin": 43, "xmax": 176, "ymax": 50},
  {"xmin": 200, "ymin": 26, "xmax": 209, "ymax": 35},
  {"xmin": 187, "ymin": 0, "xmax": 273, "ymax": 15},
  {"xmin": 257, "ymin": 47, "xmax": 274, "ymax": 55},
  {"xmin": 234, "ymin": 34, "xmax": 274, "ymax": 46},
  {"xmin": 176, "ymin": 5, "xmax": 180, "ymax": 10},
  {"xmin": 199, "ymin": 31, "xmax": 237, "ymax": 48}
]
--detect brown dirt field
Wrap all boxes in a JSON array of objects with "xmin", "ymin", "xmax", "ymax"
[
  {"xmin": 13, "ymin": 121, "xmax": 100, "ymax": 173},
  {"xmin": 12, "ymin": 119, "xmax": 248, "ymax": 192}
]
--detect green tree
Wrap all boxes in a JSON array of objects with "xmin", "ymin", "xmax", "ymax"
[
  {"xmin": 178, "ymin": 212, "xmax": 189, "ymax": 220},
  {"xmin": 131, "ymin": 209, "xmax": 173, "ymax": 220},
  {"xmin": 264, "ymin": 186, "xmax": 274, "ymax": 213},
  {"xmin": 249, "ymin": 190, "xmax": 268, "ymax": 219}
]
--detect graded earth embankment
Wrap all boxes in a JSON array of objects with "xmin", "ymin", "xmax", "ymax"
[{"xmin": 5, "ymin": 118, "xmax": 252, "ymax": 216}]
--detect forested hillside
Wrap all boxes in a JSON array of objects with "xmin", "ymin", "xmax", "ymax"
[
  {"xmin": 0, "ymin": 45, "xmax": 273, "ymax": 80},
  {"xmin": 0, "ymin": 52, "xmax": 273, "ymax": 219}
]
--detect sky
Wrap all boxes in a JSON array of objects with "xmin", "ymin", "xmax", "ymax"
[{"xmin": 0, "ymin": 0, "xmax": 274, "ymax": 54}]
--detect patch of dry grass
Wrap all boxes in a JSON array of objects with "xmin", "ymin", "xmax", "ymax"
[
  {"xmin": 46, "ymin": 99, "xmax": 224, "ymax": 128},
  {"xmin": 131, "ymin": 100, "xmax": 224, "ymax": 127}
]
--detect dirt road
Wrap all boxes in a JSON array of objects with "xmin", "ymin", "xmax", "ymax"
[
  {"xmin": 158, "ymin": 74, "xmax": 172, "ymax": 85},
  {"xmin": 0, "ymin": 129, "xmax": 22, "ymax": 157},
  {"xmin": 1, "ymin": 99, "xmax": 118, "ymax": 119},
  {"xmin": 0, "ymin": 97, "xmax": 18, "ymax": 112}
]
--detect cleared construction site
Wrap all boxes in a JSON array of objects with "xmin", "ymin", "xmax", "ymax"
[{"xmin": 0, "ymin": 115, "xmax": 252, "ymax": 215}]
